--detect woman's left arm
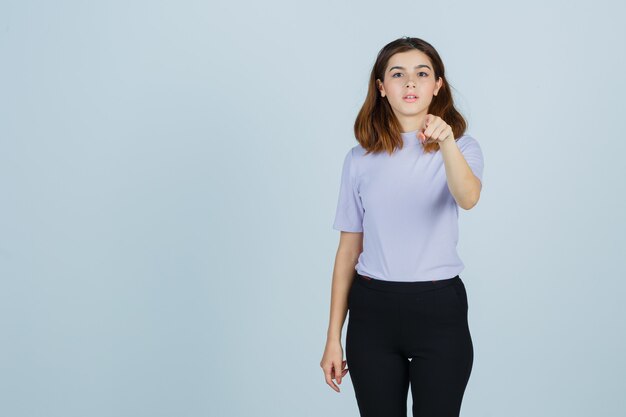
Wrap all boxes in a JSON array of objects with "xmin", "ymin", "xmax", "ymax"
[
  {"xmin": 419, "ymin": 114, "xmax": 482, "ymax": 210},
  {"xmin": 439, "ymin": 139, "xmax": 481, "ymax": 210}
]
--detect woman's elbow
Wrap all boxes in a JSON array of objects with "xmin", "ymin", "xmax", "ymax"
[{"xmin": 459, "ymin": 182, "xmax": 481, "ymax": 210}]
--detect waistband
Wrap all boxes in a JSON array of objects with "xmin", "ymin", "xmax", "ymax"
[{"xmin": 356, "ymin": 272, "xmax": 461, "ymax": 294}]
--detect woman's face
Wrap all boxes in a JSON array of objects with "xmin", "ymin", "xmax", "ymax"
[{"xmin": 376, "ymin": 50, "xmax": 443, "ymax": 121}]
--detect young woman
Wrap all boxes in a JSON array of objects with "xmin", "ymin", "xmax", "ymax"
[{"xmin": 320, "ymin": 36, "xmax": 484, "ymax": 417}]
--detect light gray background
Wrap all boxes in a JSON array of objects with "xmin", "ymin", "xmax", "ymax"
[{"xmin": 1, "ymin": 1, "xmax": 625, "ymax": 416}]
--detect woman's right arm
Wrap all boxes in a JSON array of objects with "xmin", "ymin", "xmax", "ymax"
[{"xmin": 320, "ymin": 231, "xmax": 363, "ymax": 392}]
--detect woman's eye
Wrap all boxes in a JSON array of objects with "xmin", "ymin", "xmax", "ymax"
[{"xmin": 392, "ymin": 72, "xmax": 428, "ymax": 78}]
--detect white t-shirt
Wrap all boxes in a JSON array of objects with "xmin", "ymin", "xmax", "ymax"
[{"xmin": 332, "ymin": 129, "xmax": 485, "ymax": 282}]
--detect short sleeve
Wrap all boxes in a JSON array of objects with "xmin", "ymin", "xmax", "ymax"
[
  {"xmin": 332, "ymin": 148, "xmax": 364, "ymax": 232},
  {"xmin": 457, "ymin": 135, "xmax": 484, "ymax": 185}
]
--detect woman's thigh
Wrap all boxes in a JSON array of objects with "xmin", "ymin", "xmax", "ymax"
[
  {"xmin": 404, "ymin": 280, "xmax": 474, "ymax": 417},
  {"xmin": 346, "ymin": 279, "xmax": 410, "ymax": 417}
]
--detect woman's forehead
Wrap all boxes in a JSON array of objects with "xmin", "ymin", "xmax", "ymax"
[{"xmin": 387, "ymin": 50, "xmax": 431, "ymax": 69}]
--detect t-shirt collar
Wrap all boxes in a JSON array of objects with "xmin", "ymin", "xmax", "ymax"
[{"xmin": 400, "ymin": 129, "xmax": 422, "ymax": 148}]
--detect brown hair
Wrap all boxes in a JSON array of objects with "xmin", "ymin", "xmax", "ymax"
[{"xmin": 354, "ymin": 36, "xmax": 467, "ymax": 156}]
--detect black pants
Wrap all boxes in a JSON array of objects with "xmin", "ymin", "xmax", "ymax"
[{"xmin": 346, "ymin": 272, "xmax": 473, "ymax": 417}]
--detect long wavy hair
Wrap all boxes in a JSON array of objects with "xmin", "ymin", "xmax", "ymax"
[{"xmin": 355, "ymin": 36, "xmax": 467, "ymax": 156}]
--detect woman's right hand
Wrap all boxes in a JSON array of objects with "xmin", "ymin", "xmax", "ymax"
[{"xmin": 320, "ymin": 340, "xmax": 349, "ymax": 392}]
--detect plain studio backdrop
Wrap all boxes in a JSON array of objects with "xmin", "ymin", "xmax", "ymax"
[{"xmin": 1, "ymin": 1, "xmax": 625, "ymax": 416}]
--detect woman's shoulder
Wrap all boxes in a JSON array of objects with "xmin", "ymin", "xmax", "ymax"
[
  {"xmin": 351, "ymin": 143, "xmax": 367, "ymax": 156},
  {"xmin": 340, "ymin": 143, "xmax": 367, "ymax": 161},
  {"xmin": 456, "ymin": 132, "xmax": 478, "ymax": 142},
  {"xmin": 455, "ymin": 133, "xmax": 482, "ymax": 149}
]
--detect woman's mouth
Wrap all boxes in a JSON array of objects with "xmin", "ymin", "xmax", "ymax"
[{"xmin": 403, "ymin": 95, "xmax": 418, "ymax": 103}]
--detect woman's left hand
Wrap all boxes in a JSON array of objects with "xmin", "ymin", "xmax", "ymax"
[{"xmin": 418, "ymin": 114, "xmax": 454, "ymax": 145}]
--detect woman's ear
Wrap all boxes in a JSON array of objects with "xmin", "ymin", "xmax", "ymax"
[
  {"xmin": 376, "ymin": 79, "xmax": 385, "ymax": 97},
  {"xmin": 434, "ymin": 77, "xmax": 443, "ymax": 96}
]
